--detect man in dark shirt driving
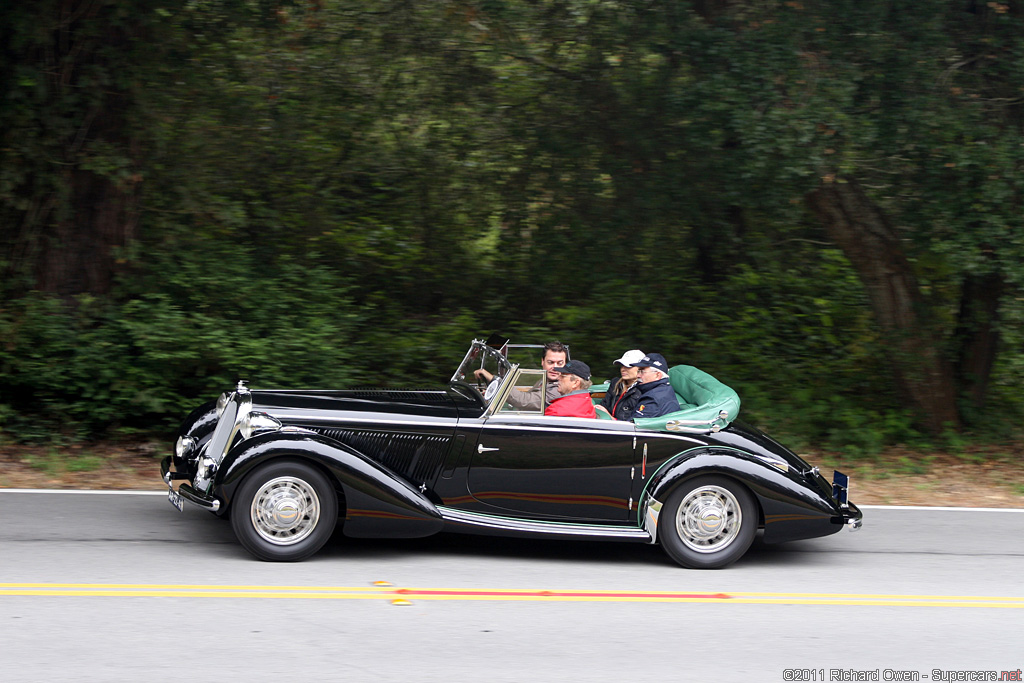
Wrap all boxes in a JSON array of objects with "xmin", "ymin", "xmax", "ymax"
[{"xmin": 474, "ymin": 340, "xmax": 567, "ymax": 410}]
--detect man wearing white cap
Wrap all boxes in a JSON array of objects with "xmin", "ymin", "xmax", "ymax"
[{"xmin": 595, "ymin": 349, "xmax": 645, "ymax": 421}]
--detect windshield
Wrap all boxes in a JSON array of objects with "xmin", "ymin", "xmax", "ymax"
[{"xmin": 452, "ymin": 340, "xmax": 513, "ymax": 398}]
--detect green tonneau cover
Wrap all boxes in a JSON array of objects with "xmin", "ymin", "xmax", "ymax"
[{"xmin": 632, "ymin": 365, "xmax": 741, "ymax": 433}]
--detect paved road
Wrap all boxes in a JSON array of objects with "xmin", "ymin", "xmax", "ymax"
[{"xmin": 1, "ymin": 491, "xmax": 1021, "ymax": 682}]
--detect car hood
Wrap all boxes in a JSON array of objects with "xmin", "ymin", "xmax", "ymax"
[{"xmin": 250, "ymin": 388, "xmax": 463, "ymax": 423}]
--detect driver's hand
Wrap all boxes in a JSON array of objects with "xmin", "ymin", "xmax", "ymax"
[{"xmin": 473, "ymin": 368, "xmax": 494, "ymax": 382}]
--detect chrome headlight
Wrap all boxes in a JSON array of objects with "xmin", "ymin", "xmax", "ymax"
[
  {"xmin": 239, "ymin": 411, "xmax": 282, "ymax": 439},
  {"xmin": 196, "ymin": 455, "xmax": 217, "ymax": 484},
  {"xmin": 175, "ymin": 435, "xmax": 197, "ymax": 461},
  {"xmin": 215, "ymin": 392, "xmax": 230, "ymax": 417}
]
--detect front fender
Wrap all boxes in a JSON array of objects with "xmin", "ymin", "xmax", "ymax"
[
  {"xmin": 642, "ymin": 448, "xmax": 845, "ymax": 544},
  {"xmin": 217, "ymin": 431, "xmax": 444, "ymax": 539}
]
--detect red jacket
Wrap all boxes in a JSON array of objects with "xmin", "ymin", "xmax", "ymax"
[{"xmin": 544, "ymin": 391, "xmax": 597, "ymax": 418}]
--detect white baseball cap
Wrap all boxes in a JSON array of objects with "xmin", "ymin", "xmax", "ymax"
[{"xmin": 613, "ymin": 349, "xmax": 646, "ymax": 367}]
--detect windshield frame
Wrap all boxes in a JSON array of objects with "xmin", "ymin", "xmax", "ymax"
[{"xmin": 451, "ymin": 339, "xmax": 515, "ymax": 407}]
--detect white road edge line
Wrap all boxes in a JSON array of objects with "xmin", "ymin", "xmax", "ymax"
[
  {"xmin": 0, "ymin": 489, "xmax": 1021, "ymax": 512},
  {"xmin": 0, "ymin": 489, "xmax": 166, "ymax": 496},
  {"xmin": 859, "ymin": 504, "xmax": 1024, "ymax": 512}
]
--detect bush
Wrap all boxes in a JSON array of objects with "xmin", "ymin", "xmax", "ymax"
[{"xmin": 0, "ymin": 244, "xmax": 362, "ymax": 441}]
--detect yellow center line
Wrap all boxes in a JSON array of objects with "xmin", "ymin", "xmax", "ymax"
[
  {"xmin": 0, "ymin": 583, "xmax": 1021, "ymax": 607},
  {"xmin": 0, "ymin": 583, "xmax": 386, "ymax": 591}
]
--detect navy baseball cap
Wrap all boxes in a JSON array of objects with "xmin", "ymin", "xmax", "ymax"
[
  {"xmin": 551, "ymin": 360, "xmax": 591, "ymax": 381},
  {"xmin": 632, "ymin": 353, "xmax": 669, "ymax": 372}
]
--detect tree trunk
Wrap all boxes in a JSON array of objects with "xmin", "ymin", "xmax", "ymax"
[
  {"xmin": 1, "ymin": 0, "xmax": 141, "ymax": 298},
  {"xmin": 35, "ymin": 166, "xmax": 139, "ymax": 297},
  {"xmin": 806, "ymin": 179, "xmax": 961, "ymax": 434},
  {"xmin": 954, "ymin": 272, "xmax": 1003, "ymax": 420}
]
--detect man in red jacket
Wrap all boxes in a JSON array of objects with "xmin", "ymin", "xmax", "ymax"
[{"xmin": 544, "ymin": 360, "xmax": 597, "ymax": 418}]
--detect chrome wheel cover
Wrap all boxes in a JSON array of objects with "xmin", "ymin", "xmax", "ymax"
[
  {"xmin": 675, "ymin": 485, "xmax": 742, "ymax": 554},
  {"xmin": 250, "ymin": 476, "xmax": 321, "ymax": 546}
]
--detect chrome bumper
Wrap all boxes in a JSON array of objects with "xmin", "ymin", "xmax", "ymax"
[
  {"xmin": 161, "ymin": 455, "xmax": 221, "ymax": 512},
  {"xmin": 842, "ymin": 501, "xmax": 864, "ymax": 531}
]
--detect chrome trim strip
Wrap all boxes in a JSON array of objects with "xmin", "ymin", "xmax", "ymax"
[
  {"xmin": 480, "ymin": 425, "xmax": 634, "ymax": 437},
  {"xmin": 634, "ymin": 432, "xmax": 705, "ymax": 445},
  {"xmin": 255, "ymin": 388, "xmax": 450, "ymax": 397},
  {"xmin": 664, "ymin": 424, "xmax": 718, "ymax": 434},
  {"xmin": 751, "ymin": 452, "xmax": 789, "ymax": 472},
  {"xmin": 265, "ymin": 413, "xmax": 705, "ymax": 438},
  {"xmin": 437, "ymin": 506, "xmax": 650, "ymax": 540},
  {"xmin": 265, "ymin": 413, "xmax": 462, "ymax": 430},
  {"xmin": 279, "ymin": 425, "xmax": 318, "ymax": 435}
]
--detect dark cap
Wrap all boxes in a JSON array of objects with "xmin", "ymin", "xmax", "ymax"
[
  {"xmin": 632, "ymin": 353, "xmax": 669, "ymax": 372},
  {"xmin": 551, "ymin": 360, "xmax": 591, "ymax": 381}
]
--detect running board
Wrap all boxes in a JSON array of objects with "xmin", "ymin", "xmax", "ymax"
[{"xmin": 438, "ymin": 506, "xmax": 651, "ymax": 542}]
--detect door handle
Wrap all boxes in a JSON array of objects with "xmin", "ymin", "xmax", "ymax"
[{"xmin": 477, "ymin": 444, "xmax": 500, "ymax": 454}]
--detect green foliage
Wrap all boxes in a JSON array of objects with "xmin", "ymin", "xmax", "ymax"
[
  {"xmin": 0, "ymin": 243, "xmax": 360, "ymax": 440},
  {"xmin": 19, "ymin": 447, "xmax": 104, "ymax": 476},
  {"xmin": 3, "ymin": 0, "xmax": 1024, "ymax": 451},
  {"xmin": 65, "ymin": 452, "xmax": 103, "ymax": 473},
  {"xmin": 22, "ymin": 449, "xmax": 62, "ymax": 477}
]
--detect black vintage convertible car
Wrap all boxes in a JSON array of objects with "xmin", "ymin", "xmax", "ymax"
[{"xmin": 162, "ymin": 338, "xmax": 862, "ymax": 568}]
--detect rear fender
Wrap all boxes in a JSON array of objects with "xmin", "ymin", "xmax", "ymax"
[
  {"xmin": 643, "ymin": 448, "xmax": 843, "ymax": 544},
  {"xmin": 217, "ymin": 431, "xmax": 443, "ymax": 539}
]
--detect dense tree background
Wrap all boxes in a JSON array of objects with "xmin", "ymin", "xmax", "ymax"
[{"xmin": 2, "ymin": 0, "xmax": 1023, "ymax": 453}]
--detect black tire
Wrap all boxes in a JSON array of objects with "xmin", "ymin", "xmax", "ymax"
[
  {"xmin": 659, "ymin": 475, "xmax": 757, "ymax": 569},
  {"xmin": 230, "ymin": 460, "xmax": 338, "ymax": 562}
]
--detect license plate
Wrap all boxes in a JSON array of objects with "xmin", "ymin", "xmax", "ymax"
[
  {"xmin": 832, "ymin": 469, "xmax": 850, "ymax": 506},
  {"xmin": 167, "ymin": 486, "xmax": 184, "ymax": 512}
]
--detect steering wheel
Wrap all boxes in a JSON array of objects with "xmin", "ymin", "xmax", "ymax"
[{"xmin": 483, "ymin": 379, "xmax": 499, "ymax": 401}]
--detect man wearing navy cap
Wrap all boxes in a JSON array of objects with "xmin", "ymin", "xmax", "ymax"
[
  {"xmin": 631, "ymin": 353, "xmax": 680, "ymax": 419},
  {"xmin": 544, "ymin": 360, "xmax": 598, "ymax": 418}
]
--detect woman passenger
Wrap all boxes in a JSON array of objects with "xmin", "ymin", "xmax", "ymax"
[{"xmin": 595, "ymin": 349, "xmax": 645, "ymax": 421}]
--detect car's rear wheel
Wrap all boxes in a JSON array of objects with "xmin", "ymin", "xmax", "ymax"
[
  {"xmin": 659, "ymin": 475, "xmax": 757, "ymax": 569},
  {"xmin": 231, "ymin": 460, "xmax": 338, "ymax": 562}
]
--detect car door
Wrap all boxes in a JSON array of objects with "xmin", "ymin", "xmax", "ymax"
[{"xmin": 465, "ymin": 410, "xmax": 637, "ymax": 522}]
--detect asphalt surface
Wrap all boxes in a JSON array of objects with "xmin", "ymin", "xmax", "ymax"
[{"xmin": 1, "ymin": 491, "xmax": 1022, "ymax": 682}]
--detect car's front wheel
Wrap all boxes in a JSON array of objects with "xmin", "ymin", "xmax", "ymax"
[
  {"xmin": 231, "ymin": 460, "xmax": 338, "ymax": 562},
  {"xmin": 659, "ymin": 475, "xmax": 757, "ymax": 569}
]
